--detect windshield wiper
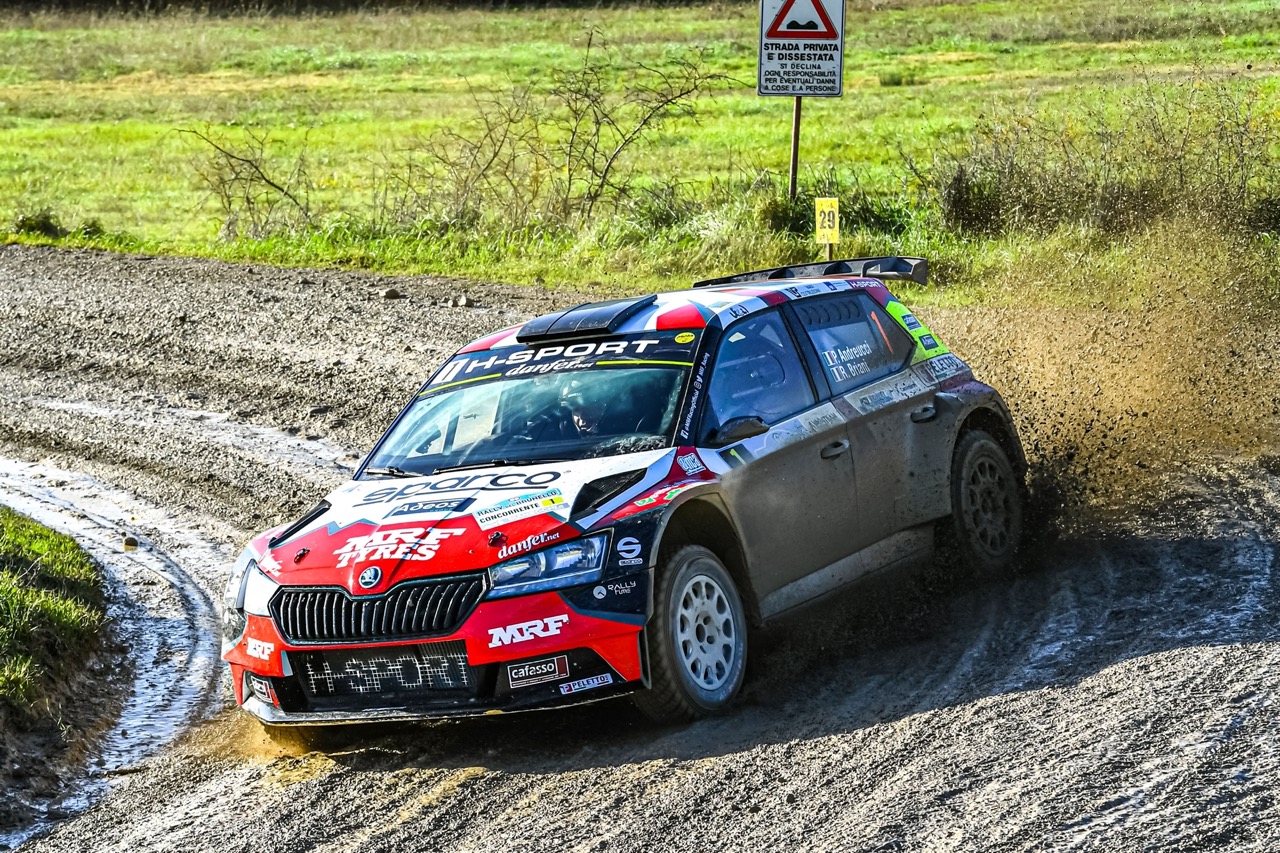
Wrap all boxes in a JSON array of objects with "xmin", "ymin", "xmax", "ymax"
[
  {"xmin": 363, "ymin": 466, "xmax": 417, "ymax": 478},
  {"xmin": 431, "ymin": 458, "xmax": 566, "ymax": 475}
]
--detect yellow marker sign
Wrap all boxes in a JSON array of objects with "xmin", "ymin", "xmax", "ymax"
[{"xmin": 816, "ymin": 198, "xmax": 839, "ymax": 244}]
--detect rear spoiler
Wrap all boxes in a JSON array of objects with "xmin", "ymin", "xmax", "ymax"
[{"xmin": 693, "ymin": 256, "xmax": 928, "ymax": 288}]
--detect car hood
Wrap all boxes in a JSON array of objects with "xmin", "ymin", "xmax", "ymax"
[{"xmin": 254, "ymin": 449, "xmax": 672, "ymax": 594}]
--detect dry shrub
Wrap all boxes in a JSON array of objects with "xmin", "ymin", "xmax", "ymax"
[
  {"xmin": 925, "ymin": 68, "xmax": 1280, "ymax": 237},
  {"xmin": 182, "ymin": 126, "xmax": 314, "ymax": 240},
  {"xmin": 370, "ymin": 30, "xmax": 729, "ymax": 234}
]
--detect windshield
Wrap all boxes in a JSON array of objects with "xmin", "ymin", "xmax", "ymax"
[{"xmin": 365, "ymin": 334, "xmax": 697, "ymax": 475}]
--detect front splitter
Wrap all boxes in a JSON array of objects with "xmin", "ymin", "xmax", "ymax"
[{"xmin": 241, "ymin": 682, "xmax": 640, "ymax": 725}]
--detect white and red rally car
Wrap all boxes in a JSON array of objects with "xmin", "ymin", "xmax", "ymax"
[{"xmin": 221, "ymin": 256, "xmax": 1025, "ymax": 725}]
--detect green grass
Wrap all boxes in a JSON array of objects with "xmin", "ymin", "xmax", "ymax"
[
  {"xmin": 0, "ymin": 506, "xmax": 107, "ymax": 721},
  {"xmin": 3, "ymin": 1, "xmax": 1280, "ymax": 296}
]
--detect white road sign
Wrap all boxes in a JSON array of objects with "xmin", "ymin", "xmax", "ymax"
[{"xmin": 758, "ymin": 0, "xmax": 845, "ymax": 97}]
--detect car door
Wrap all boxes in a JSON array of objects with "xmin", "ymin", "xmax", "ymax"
[
  {"xmin": 791, "ymin": 291, "xmax": 934, "ymax": 552},
  {"xmin": 699, "ymin": 308, "xmax": 862, "ymax": 608}
]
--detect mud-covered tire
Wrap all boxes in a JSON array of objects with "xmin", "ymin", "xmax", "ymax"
[
  {"xmin": 945, "ymin": 429, "xmax": 1023, "ymax": 579},
  {"xmin": 632, "ymin": 545, "xmax": 747, "ymax": 725}
]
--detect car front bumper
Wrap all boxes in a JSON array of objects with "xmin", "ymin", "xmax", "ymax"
[{"xmin": 224, "ymin": 587, "xmax": 647, "ymax": 723}]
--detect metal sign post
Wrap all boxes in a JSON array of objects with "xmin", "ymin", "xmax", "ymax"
[
  {"xmin": 758, "ymin": 0, "xmax": 845, "ymax": 200},
  {"xmin": 789, "ymin": 97, "xmax": 802, "ymax": 200}
]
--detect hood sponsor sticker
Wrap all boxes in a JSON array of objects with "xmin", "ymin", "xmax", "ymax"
[
  {"xmin": 507, "ymin": 655, "xmax": 570, "ymax": 689},
  {"xmin": 474, "ymin": 489, "xmax": 567, "ymax": 530},
  {"xmin": 385, "ymin": 497, "xmax": 474, "ymax": 519},
  {"xmin": 355, "ymin": 471, "xmax": 562, "ymax": 507},
  {"xmin": 333, "ymin": 527, "xmax": 465, "ymax": 569},
  {"xmin": 559, "ymin": 673, "xmax": 613, "ymax": 695}
]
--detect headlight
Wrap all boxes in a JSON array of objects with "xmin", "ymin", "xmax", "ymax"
[
  {"xmin": 243, "ymin": 565, "xmax": 278, "ymax": 616},
  {"xmin": 220, "ymin": 548, "xmax": 281, "ymax": 652},
  {"xmin": 221, "ymin": 547, "xmax": 255, "ymax": 649},
  {"xmin": 487, "ymin": 534, "xmax": 608, "ymax": 598}
]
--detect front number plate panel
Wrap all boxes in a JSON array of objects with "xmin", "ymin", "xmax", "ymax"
[{"xmin": 292, "ymin": 640, "xmax": 472, "ymax": 699}]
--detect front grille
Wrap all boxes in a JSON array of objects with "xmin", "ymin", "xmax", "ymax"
[
  {"xmin": 271, "ymin": 575, "xmax": 486, "ymax": 645},
  {"xmin": 292, "ymin": 641, "xmax": 473, "ymax": 700}
]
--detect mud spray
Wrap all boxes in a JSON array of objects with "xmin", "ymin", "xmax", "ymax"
[{"xmin": 932, "ymin": 268, "xmax": 1280, "ymax": 535}]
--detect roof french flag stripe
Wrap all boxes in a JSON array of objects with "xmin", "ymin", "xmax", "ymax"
[
  {"xmin": 458, "ymin": 326, "xmax": 522, "ymax": 353},
  {"xmin": 654, "ymin": 302, "xmax": 712, "ymax": 330}
]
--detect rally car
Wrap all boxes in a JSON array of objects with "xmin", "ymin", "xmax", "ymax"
[{"xmin": 221, "ymin": 256, "xmax": 1025, "ymax": 726}]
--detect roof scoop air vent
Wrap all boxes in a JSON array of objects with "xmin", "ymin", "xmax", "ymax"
[{"xmin": 516, "ymin": 295, "xmax": 658, "ymax": 344}]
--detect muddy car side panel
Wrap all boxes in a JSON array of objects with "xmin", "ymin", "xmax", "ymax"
[{"xmin": 710, "ymin": 402, "xmax": 859, "ymax": 600}]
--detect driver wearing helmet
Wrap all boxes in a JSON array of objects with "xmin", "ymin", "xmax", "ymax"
[{"xmin": 560, "ymin": 379, "xmax": 610, "ymax": 436}]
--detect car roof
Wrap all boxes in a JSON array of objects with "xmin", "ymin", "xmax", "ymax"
[{"xmin": 458, "ymin": 268, "xmax": 919, "ymax": 355}]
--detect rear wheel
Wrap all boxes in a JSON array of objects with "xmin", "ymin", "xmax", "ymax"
[
  {"xmin": 633, "ymin": 545, "xmax": 747, "ymax": 724},
  {"xmin": 945, "ymin": 429, "xmax": 1023, "ymax": 579}
]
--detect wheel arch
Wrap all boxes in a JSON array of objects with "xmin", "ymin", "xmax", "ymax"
[
  {"xmin": 954, "ymin": 400, "xmax": 1027, "ymax": 479},
  {"xmin": 654, "ymin": 495, "xmax": 760, "ymax": 627}
]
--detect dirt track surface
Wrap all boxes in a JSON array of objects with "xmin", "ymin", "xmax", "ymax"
[{"xmin": 2, "ymin": 243, "xmax": 1280, "ymax": 851}]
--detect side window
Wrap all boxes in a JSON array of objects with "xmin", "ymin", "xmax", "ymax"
[
  {"xmin": 705, "ymin": 310, "xmax": 816, "ymax": 431},
  {"xmin": 795, "ymin": 293, "xmax": 913, "ymax": 395}
]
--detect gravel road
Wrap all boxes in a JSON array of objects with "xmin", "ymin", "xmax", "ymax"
[{"xmin": 2, "ymin": 243, "xmax": 1279, "ymax": 851}]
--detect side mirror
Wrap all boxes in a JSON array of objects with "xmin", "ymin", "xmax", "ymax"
[{"xmin": 706, "ymin": 416, "xmax": 769, "ymax": 448}]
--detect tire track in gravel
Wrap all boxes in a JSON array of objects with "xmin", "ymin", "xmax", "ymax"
[
  {"xmin": 4, "ymin": 245, "xmax": 1280, "ymax": 851},
  {"xmin": 0, "ymin": 458, "xmax": 223, "ymax": 850}
]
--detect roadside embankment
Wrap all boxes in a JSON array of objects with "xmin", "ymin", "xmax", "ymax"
[{"xmin": 0, "ymin": 506, "xmax": 118, "ymax": 832}]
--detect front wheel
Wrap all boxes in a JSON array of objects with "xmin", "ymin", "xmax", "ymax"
[
  {"xmin": 945, "ymin": 429, "xmax": 1024, "ymax": 579},
  {"xmin": 632, "ymin": 545, "xmax": 747, "ymax": 724}
]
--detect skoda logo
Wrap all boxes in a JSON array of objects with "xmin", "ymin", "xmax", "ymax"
[{"xmin": 358, "ymin": 566, "xmax": 382, "ymax": 589}]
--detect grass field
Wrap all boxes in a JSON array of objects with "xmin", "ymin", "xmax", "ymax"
[
  {"xmin": 3, "ymin": 1, "xmax": 1280, "ymax": 297},
  {"xmin": 0, "ymin": 506, "xmax": 106, "ymax": 723}
]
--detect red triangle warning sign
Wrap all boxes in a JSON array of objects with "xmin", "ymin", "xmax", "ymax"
[{"xmin": 766, "ymin": 0, "xmax": 839, "ymax": 40}]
